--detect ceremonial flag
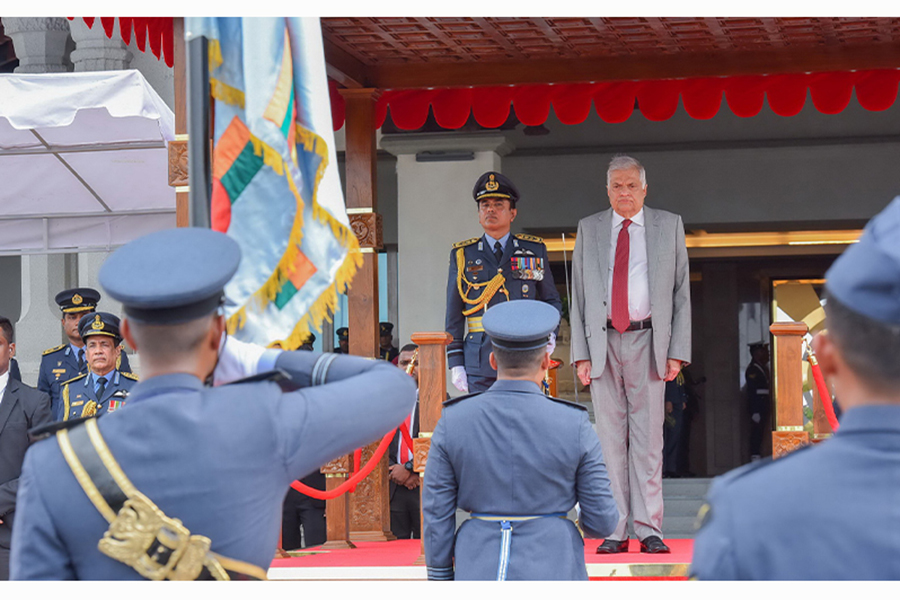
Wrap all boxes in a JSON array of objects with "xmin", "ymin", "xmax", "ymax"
[{"xmin": 185, "ymin": 17, "xmax": 360, "ymax": 347}]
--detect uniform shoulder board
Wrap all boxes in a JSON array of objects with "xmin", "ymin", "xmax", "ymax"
[
  {"xmin": 443, "ymin": 391, "xmax": 479, "ymax": 407},
  {"xmin": 514, "ymin": 233, "xmax": 544, "ymax": 244},
  {"xmin": 28, "ymin": 416, "xmax": 94, "ymax": 443},
  {"xmin": 545, "ymin": 395, "xmax": 589, "ymax": 412},
  {"xmin": 42, "ymin": 343, "xmax": 67, "ymax": 356},
  {"xmin": 60, "ymin": 373, "xmax": 88, "ymax": 386},
  {"xmin": 120, "ymin": 371, "xmax": 140, "ymax": 381},
  {"xmin": 452, "ymin": 237, "xmax": 480, "ymax": 249}
]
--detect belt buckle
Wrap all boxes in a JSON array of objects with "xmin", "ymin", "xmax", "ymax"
[{"xmin": 99, "ymin": 491, "xmax": 216, "ymax": 580}]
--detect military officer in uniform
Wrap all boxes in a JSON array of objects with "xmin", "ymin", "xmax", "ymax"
[
  {"xmin": 334, "ymin": 327, "xmax": 349, "ymax": 354},
  {"xmin": 745, "ymin": 342, "xmax": 770, "ymax": 459},
  {"xmin": 446, "ymin": 172, "xmax": 563, "ymax": 393},
  {"xmin": 690, "ymin": 196, "xmax": 900, "ymax": 580},
  {"xmin": 379, "ymin": 322, "xmax": 399, "ymax": 362},
  {"xmin": 60, "ymin": 313, "xmax": 138, "ymax": 421},
  {"xmin": 38, "ymin": 288, "xmax": 131, "ymax": 420},
  {"xmin": 424, "ymin": 300, "xmax": 618, "ymax": 580},
  {"xmin": 10, "ymin": 227, "xmax": 416, "ymax": 580}
]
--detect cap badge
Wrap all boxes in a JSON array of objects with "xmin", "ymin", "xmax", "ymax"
[
  {"xmin": 486, "ymin": 174, "xmax": 499, "ymax": 192},
  {"xmin": 92, "ymin": 315, "xmax": 104, "ymax": 330},
  {"xmin": 73, "ymin": 294, "xmax": 83, "ymax": 305}
]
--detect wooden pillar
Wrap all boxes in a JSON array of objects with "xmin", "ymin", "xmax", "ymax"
[
  {"xmin": 320, "ymin": 456, "xmax": 355, "ymax": 550},
  {"xmin": 410, "ymin": 332, "xmax": 452, "ymax": 563},
  {"xmin": 770, "ymin": 322, "xmax": 810, "ymax": 457},
  {"xmin": 340, "ymin": 87, "xmax": 392, "ymax": 542},
  {"xmin": 168, "ymin": 17, "xmax": 189, "ymax": 228}
]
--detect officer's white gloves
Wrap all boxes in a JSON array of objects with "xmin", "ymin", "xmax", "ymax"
[
  {"xmin": 451, "ymin": 365, "xmax": 469, "ymax": 393},
  {"xmin": 547, "ymin": 332, "xmax": 557, "ymax": 356},
  {"xmin": 751, "ymin": 413, "xmax": 761, "ymax": 424},
  {"xmin": 213, "ymin": 334, "xmax": 268, "ymax": 386}
]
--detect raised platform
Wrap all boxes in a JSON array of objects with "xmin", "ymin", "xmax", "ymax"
[{"xmin": 267, "ymin": 538, "xmax": 691, "ymax": 580}]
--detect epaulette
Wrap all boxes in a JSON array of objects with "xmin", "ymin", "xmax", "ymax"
[
  {"xmin": 59, "ymin": 373, "xmax": 88, "ymax": 387},
  {"xmin": 514, "ymin": 233, "xmax": 544, "ymax": 244},
  {"xmin": 545, "ymin": 395, "xmax": 589, "ymax": 412},
  {"xmin": 42, "ymin": 343, "xmax": 66, "ymax": 356},
  {"xmin": 443, "ymin": 391, "xmax": 480, "ymax": 407},
  {"xmin": 120, "ymin": 371, "xmax": 140, "ymax": 381},
  {"xmin": 28, "ymin": 416, "xmax": 94, "ymax": 443},
  {"xmin": 452, "ymin": 237, "xmax": 479, "ymax": 249}
]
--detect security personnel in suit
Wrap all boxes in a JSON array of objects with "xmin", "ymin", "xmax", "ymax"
[
  {"xmin": 60, "ymin": 313, "xmax": 138, "ymax": 421},
  {"xmin": 745, "ymin": 342, "xmax": 770, "ymax": 459},
  {"xmin": 333, "ymin": 327, "xmax": 349, "ymax": 354},
  {"xmin": 379, "ymin": 322, "xmax": 399, "ymax": 362},
  {"xmin": 424, "ymin": 300, "xmax": 618, "ymax": 580},
  {"xmin": 446, "ymin": 172, "xmax": 563, "ymax": 393},
  {"xmin": 690, "ymin": 196, "xmax": 900, "ymax": 580},
  {"xmin": 10, "ymin": 227, "xmax": 416, "ymax": 580},
  {"xmin": 0, "ymin": 315, "xmax": 52, "ymax": 579},
  {"xmin": 38, "ymin": 288, "xmax": 132, "ymax": 420},
  {"xmin": 298, "ymin": 332, "xmax": 315, "ymax": 352},
  {"xmin": 389, "ymin": 344, "xmax": 420, "ymax": 539}
]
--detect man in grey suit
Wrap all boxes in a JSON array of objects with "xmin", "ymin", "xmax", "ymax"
[
  {"xmin": 0, "ymin": 316, "xmax": 53, "ymax": 579},
  {"xmin": 570, "ymin": 155, "xmax": 691, "ymax": 554}
]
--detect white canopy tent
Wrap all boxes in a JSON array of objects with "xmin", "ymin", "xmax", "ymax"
[{"xmin": 0, "ymin": 70, "xmax": 176, "ymax": 255}]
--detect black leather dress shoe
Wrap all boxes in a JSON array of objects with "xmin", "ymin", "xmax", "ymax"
[
  {"xmin": 595, "ymin": 539, "xmax": 629, "ymax": 554},
  {"xmin": 640, "ymin": 536, "xmax": 670, "ymax": 554}
]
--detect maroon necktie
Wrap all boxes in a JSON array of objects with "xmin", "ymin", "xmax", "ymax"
[{"xmin": 611, "ymin": 219, "xmax": 632, "ymax": 334}]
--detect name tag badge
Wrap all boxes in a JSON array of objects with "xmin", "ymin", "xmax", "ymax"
[{"xmin": 72, "ymin": 400, "xmax": 84, "ymax": 407}]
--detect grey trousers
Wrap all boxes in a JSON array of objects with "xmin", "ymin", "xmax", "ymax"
[{"xmin": 589, "ymin": 328, "xmax": 666, "ymax": 541}]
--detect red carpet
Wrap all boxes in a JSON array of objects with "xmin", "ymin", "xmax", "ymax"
[{"xmin": 268, "ymin": 538, "xmax": 692, "ymax": 580}]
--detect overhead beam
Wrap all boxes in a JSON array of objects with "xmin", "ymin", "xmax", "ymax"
[
  {"xmin": 365, "ymin": 43, "xmax": 900, "ymax": 89},
  {"xmin": 323, "ymin": 38, "xmax": 368, "ymax": 88}
]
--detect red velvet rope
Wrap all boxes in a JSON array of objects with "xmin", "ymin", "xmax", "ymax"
[
  {"xmin": 291, "ymin": 426, "xmax": 398, "ymax": 500},
  {"xmin": 808, "ymin": 353, "xmax": 840, "ymax": 432}
]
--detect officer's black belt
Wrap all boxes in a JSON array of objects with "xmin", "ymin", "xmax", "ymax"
[
  {"xmin": 607, "ymin": 318, "xmax": 653, "ymax": 332},
  {"xmin": 57, "ymin": 419, "xmax": 267, "ymax": 581}
]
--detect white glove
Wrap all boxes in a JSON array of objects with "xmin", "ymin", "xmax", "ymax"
[
  {"xmin": 213, "ymin": 334, "xmax": 267, "ymax": 386},
  {"xmin": 751, "ymin": 413, "xmax": 761, "ymax": 424},
  {"xmin": 451, "ymin": 365, "xmax": 469, "ymax": 393},
  {"xmin": 546, "ymin": 332, "xmax": 557, "ymax": 356}
]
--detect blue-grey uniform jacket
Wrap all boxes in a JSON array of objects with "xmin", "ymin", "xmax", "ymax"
[
  {"xmin": 422, "ymin": 379, "xmax": 618, "ymax": 580},
  {"xmin": 690, "ymin": 405, "xmax": 900, "ymax": 580},
  {"xmin": 445, "ymin": 234, "xmax": 562, "ymax": 379},
  {"xmin": 11, "ymin": 351, "xmax": 416, "ymax": 580},
  {"xmin": 61, "ymin": 370, "xmax": 138, "ymax": 421},
  {"xmin": 38, "ymin": 344, "xmax": 132, "ymax": 420}
]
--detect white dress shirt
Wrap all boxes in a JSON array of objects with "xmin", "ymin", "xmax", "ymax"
[
  {"xmin": 0, "ymin": 370, "xmax": 9, "ymax": 405},
  {"xmin": 606, "ymin": 208, "xmax": 651, "ymax": 322}
]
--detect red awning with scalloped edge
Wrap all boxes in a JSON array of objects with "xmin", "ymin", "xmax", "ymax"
[
  {"xmin": 66, "ymin": 19, "xmax": 899, "ymax": 131},
  {"xmin": 329, "ymin": 69, "xmax": 900, "ymax": 132}
]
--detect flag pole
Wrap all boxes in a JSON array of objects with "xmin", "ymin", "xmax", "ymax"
[{"xmin": 186, "ymin": 34, "xmax": 211, "ymax": 229}]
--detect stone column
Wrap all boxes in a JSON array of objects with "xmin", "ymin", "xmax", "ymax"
[
  {"xmin": 15, "ymin": 255, "xmax": 68, "ymax": 387},
  {"xmin": 380, "ymin": 133, "xmax": 514, "ymax": 360},
  {"xmin": 68, "ymin": 17, "xmax": 132, "ymax": 72},
  {"xmin": 2, "ymin": 17, "xmax": 70, "ymax": 73}
]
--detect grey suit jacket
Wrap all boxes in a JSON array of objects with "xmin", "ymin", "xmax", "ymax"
[
  {"xmin": 0, "ymin": 378, "xmax": 52, "ymax": 548},
  {"xmin": 569, "ymin": 206, "xmax": 691, "ymax": 379}
]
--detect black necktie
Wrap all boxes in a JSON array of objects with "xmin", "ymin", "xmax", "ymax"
[
  {"xmin": 493, "ymin": 241, "xmax": 503, "ymax": 263},
  {"xmin": 96, "ymin": 376, "xmax": 108, "ymax": 400},
  {"xmin": 77, "ymin": 348, "xmax": 85, "ymax": 371}
]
